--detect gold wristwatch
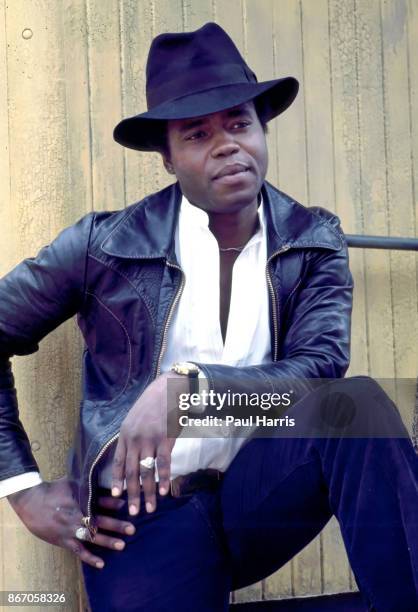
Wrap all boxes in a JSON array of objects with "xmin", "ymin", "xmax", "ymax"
[
  {"xmin": 171, "ymin": 362, "xmax": 201, "ymax": 398},
  {"xmin": 171, "ymin": 362, "xmax": 201, "ymax": 377}
]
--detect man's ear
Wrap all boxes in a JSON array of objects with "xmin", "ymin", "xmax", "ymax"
[{"xmin": 162, "ymin": 155, "xmax": 175, "ymax": 175}]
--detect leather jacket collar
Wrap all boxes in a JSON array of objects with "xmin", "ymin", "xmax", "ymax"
[{"xmin": 100, "ymin": 181, "xmax": 343, "ymax": 262}]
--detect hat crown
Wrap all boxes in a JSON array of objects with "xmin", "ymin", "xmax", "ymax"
[
  {"xmin": 113, "ymin": 22, "xmax": 299, "ymax": 151},
  {"xmin": 146, "ymin": 22, "xmax": 256, "ymax": 109}
]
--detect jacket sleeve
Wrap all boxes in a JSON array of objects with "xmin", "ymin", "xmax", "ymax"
[
  {"xmin": 194, "ymin": 227, "xmax": 353, "ymax": 413},
  {"xmin": 0, "ymin": 213, "xmax": 95, "ymax": 480}
]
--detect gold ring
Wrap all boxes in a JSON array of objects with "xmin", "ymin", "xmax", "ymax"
[
  {"xmin": 139, "ymin": 456, "xmax": 155, "ymax": 470},
  {"xmin": 81, "ymin": 516, "xmax": 98, "ymax": 538},
  {"xmin": 75, "ymin": 526, "xmax": 95, "ymax": 542}
]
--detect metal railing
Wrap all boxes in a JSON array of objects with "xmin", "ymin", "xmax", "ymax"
[{"xmin": 345, "ymin": 234, "xmax": 418, "ymax": 251}]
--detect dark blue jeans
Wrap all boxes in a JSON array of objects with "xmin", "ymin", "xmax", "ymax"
[{"xmin": 82, "ymin": 377, "xmax": 418, "ymax": 612}]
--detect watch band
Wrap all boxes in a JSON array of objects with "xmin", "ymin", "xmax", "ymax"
[{"xmin": 171, "ymin": 362, "xmax": 201, "ymax": 404}]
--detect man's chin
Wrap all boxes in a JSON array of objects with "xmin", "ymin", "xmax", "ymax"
[
  {"xmin": 186, "ymin": 184, "xmax": 262, "ymax": 215},
  {"xmin": 205, "ymin": 184, "xmax": 262, "ymax": 213}
]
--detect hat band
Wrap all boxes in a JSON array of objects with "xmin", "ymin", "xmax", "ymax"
[{"xmin": 146, "ymin": 63, "xmax": 255, "ymax": 109}]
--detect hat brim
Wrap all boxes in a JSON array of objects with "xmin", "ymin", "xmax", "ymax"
[{"xmin": 113, "ymin": 77, "xmax": 299, "ymax": 152}]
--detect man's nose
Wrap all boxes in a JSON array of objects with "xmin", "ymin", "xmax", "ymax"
[{"xmin": 211, "ymin": 133, "xmax": 240, "ymax": 157}]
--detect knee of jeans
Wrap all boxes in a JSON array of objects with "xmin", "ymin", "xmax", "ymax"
[
  {"xmin": 318, "ymin": 379, "xmax": 358, "ymax": 429},
  {"xmin": 341, "ymin": 376, "xmax": 397, "ymax": 412},
  {"xmin": 322, "ymin": 376, "xmax": 404, "ymax": 434},
  {"xmin": 326, "ymin": 377, "xmax": 391, "ymax": 407}
]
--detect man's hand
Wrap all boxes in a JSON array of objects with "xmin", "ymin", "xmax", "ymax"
[
  {"xmin": 111, "ymin": 372, "xmax": 188, "ymax": 516},
  {"xmin": 7, "ymin": 476, "xmax": 136, "ymax": 569}
]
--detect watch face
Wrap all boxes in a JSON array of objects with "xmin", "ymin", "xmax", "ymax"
[{"xmin": 173, "ymin": 362, "xmax": 200, "ymax": 376}]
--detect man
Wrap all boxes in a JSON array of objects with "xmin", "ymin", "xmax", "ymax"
[{"xmin": 0, "ymin": 22, "xmax": 417, "ymax": 612}]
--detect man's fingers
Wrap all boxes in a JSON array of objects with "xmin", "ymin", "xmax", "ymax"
[
  {"xmin": 91, "ymin": 531, "xmax": 126, "ymax": 551},
  {"xmin": 139, "ymin": 443, "xmax": 157, "ymax": 514},
  {"xmin": 111, "ymin": 437, "xmax": 127, "ymax": 497},
  {"xmin": 67, "ymin": 539, "xmax": 105, "ymax": 569},
  {"xmin": 156, "ymin": 443, "xmax": 172, "ymax": 496},
  {"xmin": 96, "ymin": 496, "xmax": 125, "ymax": 511},
  {"xmin": 125, "ymin": 440, "xmax": 141, "ymax": 516},
  {"xmin": 96, "ymin": 514, "xmax": 135, "ymax": 535}
]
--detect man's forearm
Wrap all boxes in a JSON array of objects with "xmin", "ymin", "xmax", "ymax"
[{"xmin": 0, "ymin": 358, "xmax": 40, "ymax": 479}]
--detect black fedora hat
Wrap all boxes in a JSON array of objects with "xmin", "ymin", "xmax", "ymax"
[{"xmin": 113, "ymin": 22, "xmax": 299, "ymax": 152}]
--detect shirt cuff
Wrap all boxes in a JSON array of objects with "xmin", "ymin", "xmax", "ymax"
[{"xmin": 0, "ymin": 472, "xmax": 43, "ymax": 499}]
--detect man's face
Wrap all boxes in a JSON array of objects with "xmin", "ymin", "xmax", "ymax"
[{"xmin": 163, "ymin": 101, "xmax": 268, "ymax": 214}]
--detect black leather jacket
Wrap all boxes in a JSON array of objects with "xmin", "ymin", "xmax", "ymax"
[{"xmin": 0, "ymin": 181, "xmax": 353, "ymax": 520}]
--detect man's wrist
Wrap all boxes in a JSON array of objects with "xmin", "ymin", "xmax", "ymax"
[
  {"xmin": 1, "ymin": 471, "xmax": 43, "ymax": 500},
  {"xmin": 162, "ymin": 368, "xmax": 209, "ymax": 416},
  {"xmin": 7, "ymin": 481, "xmax": 45, "ymax": 514},
  {"xmin": 170, "ymin": 362, "xmax": 201, "ymax": 397}
]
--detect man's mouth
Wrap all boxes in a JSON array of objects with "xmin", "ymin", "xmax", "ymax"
[{"xmin": 212, "ymin": 163, "xmax": 250, "ymax": 180}]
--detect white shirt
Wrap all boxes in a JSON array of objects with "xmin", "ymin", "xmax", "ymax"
[{"xmin": 0, "ymin": 194, "xmax": 271, "ymax": 497}]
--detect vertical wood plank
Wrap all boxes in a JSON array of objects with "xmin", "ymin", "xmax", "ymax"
[
  {"xmin": 380, "ymin": 0, "xmax": 417, "ymax": 429},
  {"xmin": 1, "ymin": 1, "xmax": 84, "ymax": 609},
  {"xmin": 406, "ymin": 0, "xmax": 418, "ymax": 449},
  {"xmin": 407, "ymin": 0, "xmax": 418, "ymax": 312},
  {"xmin": 119, "ymin": 0, "xmax": 170, "ymax": 203},
  {"xmin": 301, "ymin": 0, "xmax": 351, "ymax": 594},
  {"xmin": 355, "ymin": 0, "xmax": 395, "ymax": 378},
  {"xmin": 329, "ymin": 0, "xmax": 369, "ymax": 381},
  {"xmin": 328, "ymin": 0, "xmax": 365, "ymax": 590},
  {"xmin": 0, "ymin": 0, "xmax": 10, "ymax": 601},
  {"xmin": 86, "ymin": 0, "xmax": 124, "ymax": 211},
  {"xmin": 273, "ymin": 0, "xmax": 307, "ymax": 205},
  {"xmin": 183, "ymin": 0, "xmax": 214, "ymax": 28},
  {"xmin": 0, "ymin": 0, "xmax": 11, "ymax": 275},
  {"xmin": 62, "ymin": 0, "xmax": 93, "ymax": 218},
  {"xmin": 300, "ymin": 0, "xmax": 335, "ymax": 212},
  {"xmin": 213, "ymin": 0, "xmax": 244, "ymax": 54},
  {"xmin": 263, "ymin": 559, "xmax": 293, "ymax": 602},
  {"xmin": 245, "ymin": 0, "xmax": 278, "ymax": 188},
  {"xmin": 321, "ymin": 517, "xmax": 350, "ymax": 594}
]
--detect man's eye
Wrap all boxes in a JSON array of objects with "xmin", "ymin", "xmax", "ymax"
[
  {"xmin": 232, "ymin": 121, "xmax": 250, "ymax": 129},
  {"xmin": 186, "ymin": 131, "xmax": 206, "ymax": 141}
]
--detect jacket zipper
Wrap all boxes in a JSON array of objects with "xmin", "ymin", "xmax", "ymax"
[
  {"xmin": 85, "ymin": 261, "xmax": 185, "ymax": 519},
  {"xmin": 265, "ymin": 243, "xmax": 291, "ymax": 361},
  {"xmin": 155, "ymin": 262, "xmax": 185, "ymax": 377}
]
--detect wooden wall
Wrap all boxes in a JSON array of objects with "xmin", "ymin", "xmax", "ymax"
[{"xmin": 0, "ymin": 1, "xmax": 417, "ymax": 609}]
